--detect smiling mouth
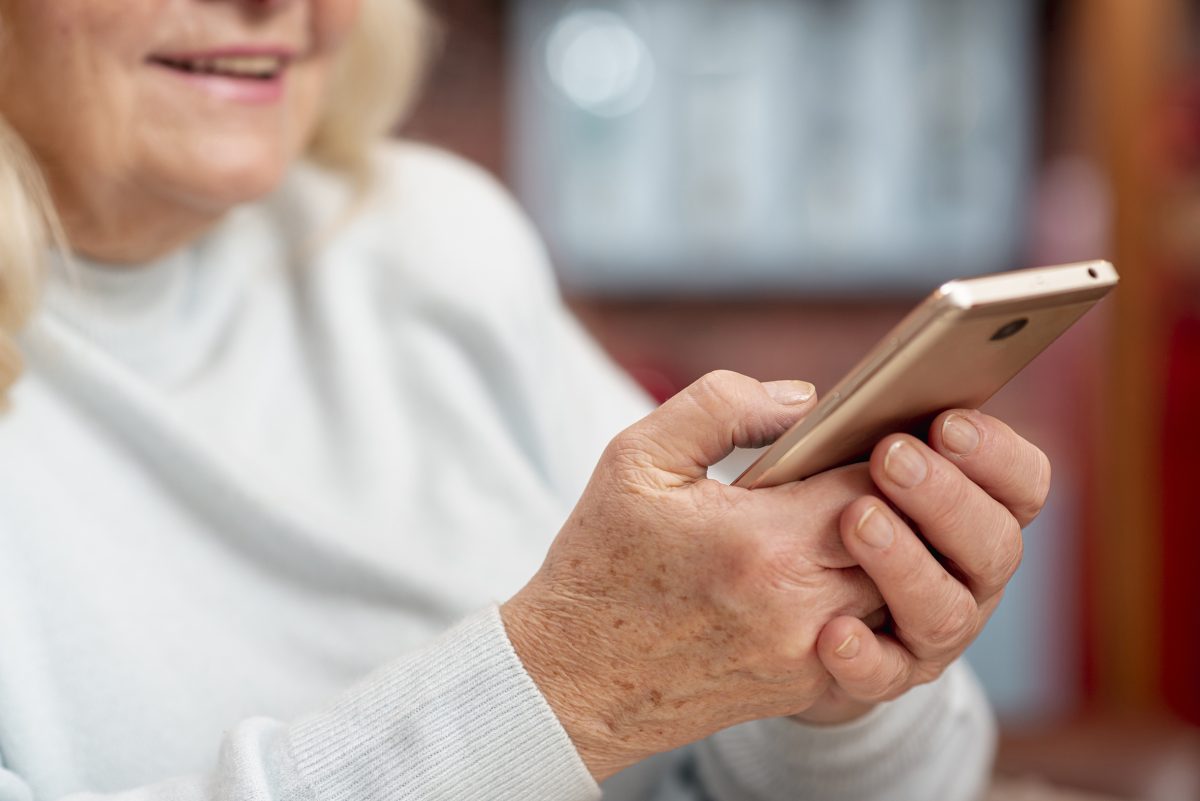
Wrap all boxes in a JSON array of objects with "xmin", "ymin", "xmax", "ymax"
[{"xmin": 148, "ymin": 54, "xmax": 288, "ymax": 81}]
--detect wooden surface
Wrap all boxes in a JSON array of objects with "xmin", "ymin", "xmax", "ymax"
[
  {"xmin": 996, "ymin": 716, "xmax": 1200, "ymax": 801},
  {"xmin": 987, "ymin": 779, "xmax": 1131, "ymax": 801},
  {"xmin": 1076, "ymin": 0, "xmax": 1179, "ymax": 711}
]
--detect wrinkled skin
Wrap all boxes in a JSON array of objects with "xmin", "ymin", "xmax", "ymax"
[{"xmin": 504, "ymin": 371, "xmax": 1047, "ymax": 781}]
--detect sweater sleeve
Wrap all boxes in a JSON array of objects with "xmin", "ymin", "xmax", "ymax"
[
  {"xmin": 689, "ymin": 661, "xmax": 996, "ymax": 801},
  {"xmin": 0, "ymin": 607, "xmax": 600, "ymax": 801}
]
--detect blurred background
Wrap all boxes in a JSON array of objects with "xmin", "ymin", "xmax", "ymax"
[{"xmin": 399, "ymin": 1, "xmax": 1200, "ymax": 797}]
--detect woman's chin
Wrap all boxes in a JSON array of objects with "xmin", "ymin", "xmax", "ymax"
[
  {"xmin": 146, "ymin": 136, "xmax": 299, "ymax": 211},
  {"xmin": 168, "ymin": 159, "xmax": 291, "ymax": 213},
  {"xmin": 210, "ymin": 167, "xmax": 287, "ymax": 206}
]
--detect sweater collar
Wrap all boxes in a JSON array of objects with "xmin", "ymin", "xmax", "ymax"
[{"xmin": 40, "ymin": 203, "xmax": 272, "ymax": 387}]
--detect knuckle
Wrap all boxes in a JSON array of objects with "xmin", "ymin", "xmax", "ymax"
[
  {"xmin": 689, "ymin": 475, "xmax": 741, "ymax": 518},
  {"xmin": 861, "ymin": 658, "xmax": 911, "ymax": 703},
  {"xmin": 909, "ymin": 661, "xmax": 946, "ymax": 688},
  {"xmin": 760, "ymin": 541, "xmax": 823, "ymax": 593},
  {"xmin": 604, "ymin": 430, "xmax": 661, "ymax": 478},
  {"xmin": 693, "ymin": 370, "xmax": 747, "ymax": 403},
  {"xmin": 921, "ymin": 475, "xmax": 974, "ymax": 534},
  {"xmin": 922, "ymin": 594, "xmax": 976, "ymax": 651},
  {"xmin": 997, "ymin": 519, "xmax": 1025, "ymax": 581},
  {"xmin": 690, "ymin": 370, "xmax": 748, "ymax": 430},
  {"xmin": 605, "ymin": 429, "xmax": 644, "ymax": 461},
  {"xmin": 768, "ymin": 624, "xmax": 818, "ymax": 670},
  {"xmin": 746, "ymin": 540, "xmax": 823, "ymax": 606},
  {"xmin": 975, "ymin": 516, "xmax": 1024, "ymax": 593},
  {"xmin": 704, "ymin": 538, "xmax": 825, "ymax": 672}
]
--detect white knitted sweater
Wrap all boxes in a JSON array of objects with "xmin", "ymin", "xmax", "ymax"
[{"xmin": 0, "ymin": 142, "xmax": 994, "ymax": 801}]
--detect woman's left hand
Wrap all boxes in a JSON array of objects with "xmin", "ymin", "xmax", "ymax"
[{"xmin": 794, "ymin": 408, "xmax": 1051, "ymax": 724}]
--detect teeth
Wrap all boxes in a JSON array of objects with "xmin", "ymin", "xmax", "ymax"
[
  {"xmin": 159, "ymin": 55, "xmax": 284, "ymax": 79},
  {"xmin": 208, "ymin": 56, "xmax": 283, "ymax": 76}
]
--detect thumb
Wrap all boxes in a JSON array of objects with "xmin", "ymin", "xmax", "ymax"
[{"xmin": 627, "ymin": 370, "xmax": 817, "ymax": 481}]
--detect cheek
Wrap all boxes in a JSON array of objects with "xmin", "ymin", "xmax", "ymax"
[
  {"xmin": 6, "ymin": 0, "xmax": 168, "ymax": 68},
  {"xmin": 0, "ymin": 2, "xmax": 154, "ymax": 180}
]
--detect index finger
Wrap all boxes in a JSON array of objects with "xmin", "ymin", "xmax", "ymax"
[{"xmin": 928, "ymin": 409, "xmax": 1052, "ymax": 527}]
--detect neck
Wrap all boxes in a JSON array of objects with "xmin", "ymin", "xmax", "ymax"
[
  {"xmin": 48, "ymin": 171, "xmax": 226, "ymax": 267},
  {"xmin": 63, "ymin": 209, "xmax": 221, "ymax": 266}
]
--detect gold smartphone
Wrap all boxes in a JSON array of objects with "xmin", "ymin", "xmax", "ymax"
[{"xmin": 733, "ymin": 260, "xmax": 1119, "ymax": 490}]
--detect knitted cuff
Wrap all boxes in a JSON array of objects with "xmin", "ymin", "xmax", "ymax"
[
  {"xmin": 289, "ymin": 605, "xmax": 600, "ymax": 801},
  {"xmin": 695, "ymin": 662, "xmax": 997, "ymax": 801}
]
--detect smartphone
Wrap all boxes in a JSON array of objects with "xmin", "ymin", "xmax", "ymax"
[{"xmin": 732, "ymin": 260, "xmax": 1119, "ymax": 490}]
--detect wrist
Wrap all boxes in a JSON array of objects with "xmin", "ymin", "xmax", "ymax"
[{"xmin": 500, "ymin": 592, "xmax": 641, "ymax": 782}]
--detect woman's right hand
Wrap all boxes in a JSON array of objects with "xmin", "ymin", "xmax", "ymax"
[{"xmin": 501, "ymin": 371, "xmax": 886, "ymax": 782}]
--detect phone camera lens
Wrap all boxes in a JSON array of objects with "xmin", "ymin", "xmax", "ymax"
[{"xmin": 991, "ymin": 318, "xmax": 1029, "ymax": 341}]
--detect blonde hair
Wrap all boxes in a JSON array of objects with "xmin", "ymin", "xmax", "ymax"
[{"xmin": 0, "ymin": 0, "xmax": 434, "ymax": 404}]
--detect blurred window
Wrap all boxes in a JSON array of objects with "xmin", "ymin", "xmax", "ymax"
[{"xmin": 511, "ymin": 0, "xmax": 1037, "ymax": 294}]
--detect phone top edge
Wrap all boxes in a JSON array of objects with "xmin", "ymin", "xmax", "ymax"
[
  {"xmin": 943, "ymin": 260, "xmax": 1117, "ymax": 310},
  {"xmin": 935, "ymin": 282, "xmax": 974, "ymax": 311}
]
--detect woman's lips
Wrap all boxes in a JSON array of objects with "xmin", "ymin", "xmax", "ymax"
[{"xmin": 147, "ymin": 48, "xmax": 295, "ymax": 105}]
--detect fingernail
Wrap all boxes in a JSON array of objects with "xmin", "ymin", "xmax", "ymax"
[
  {"xmin": 942, "ymin": 414, "xmax": 980, "ymax": 456},
  {"xmin": 835, "ymin": 634, "xmax": 860, "ymax": 659},
  {"xmin": 765, "ymin": 380, "xmax": 816, "ymax": 405},
  {"xmin": 884, "ymin": 440, "xmax": 928, "ymax": 488},
  {"xmin": 856, "ymin": 505, "xmax": 894, "ymax": 549}
]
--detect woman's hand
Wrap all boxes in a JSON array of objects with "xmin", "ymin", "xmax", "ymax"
[
  {"xmin": 796, "ymin": 410, "xmax": 1050, "ymax": 724},
  {"xmin": 502, "ymin": 371, "xmax": 888, "ymax": 781},
  {"xmin": 501, "ymin": 371, "xmax": 1051, "ymax": 780}
]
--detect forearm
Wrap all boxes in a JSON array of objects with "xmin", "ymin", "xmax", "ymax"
[
  {"xmin": 693, "ymin": 661, "xmax": 996, "ymax": 801},
  {"xmin": 2, "ymin": 608, "xmax": 598, "ymax": 801}
]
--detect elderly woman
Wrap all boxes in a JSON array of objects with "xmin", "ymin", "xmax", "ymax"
[{"xmin": 0, "ymin": 0, "xmax": 1049, "ymax": 799}]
